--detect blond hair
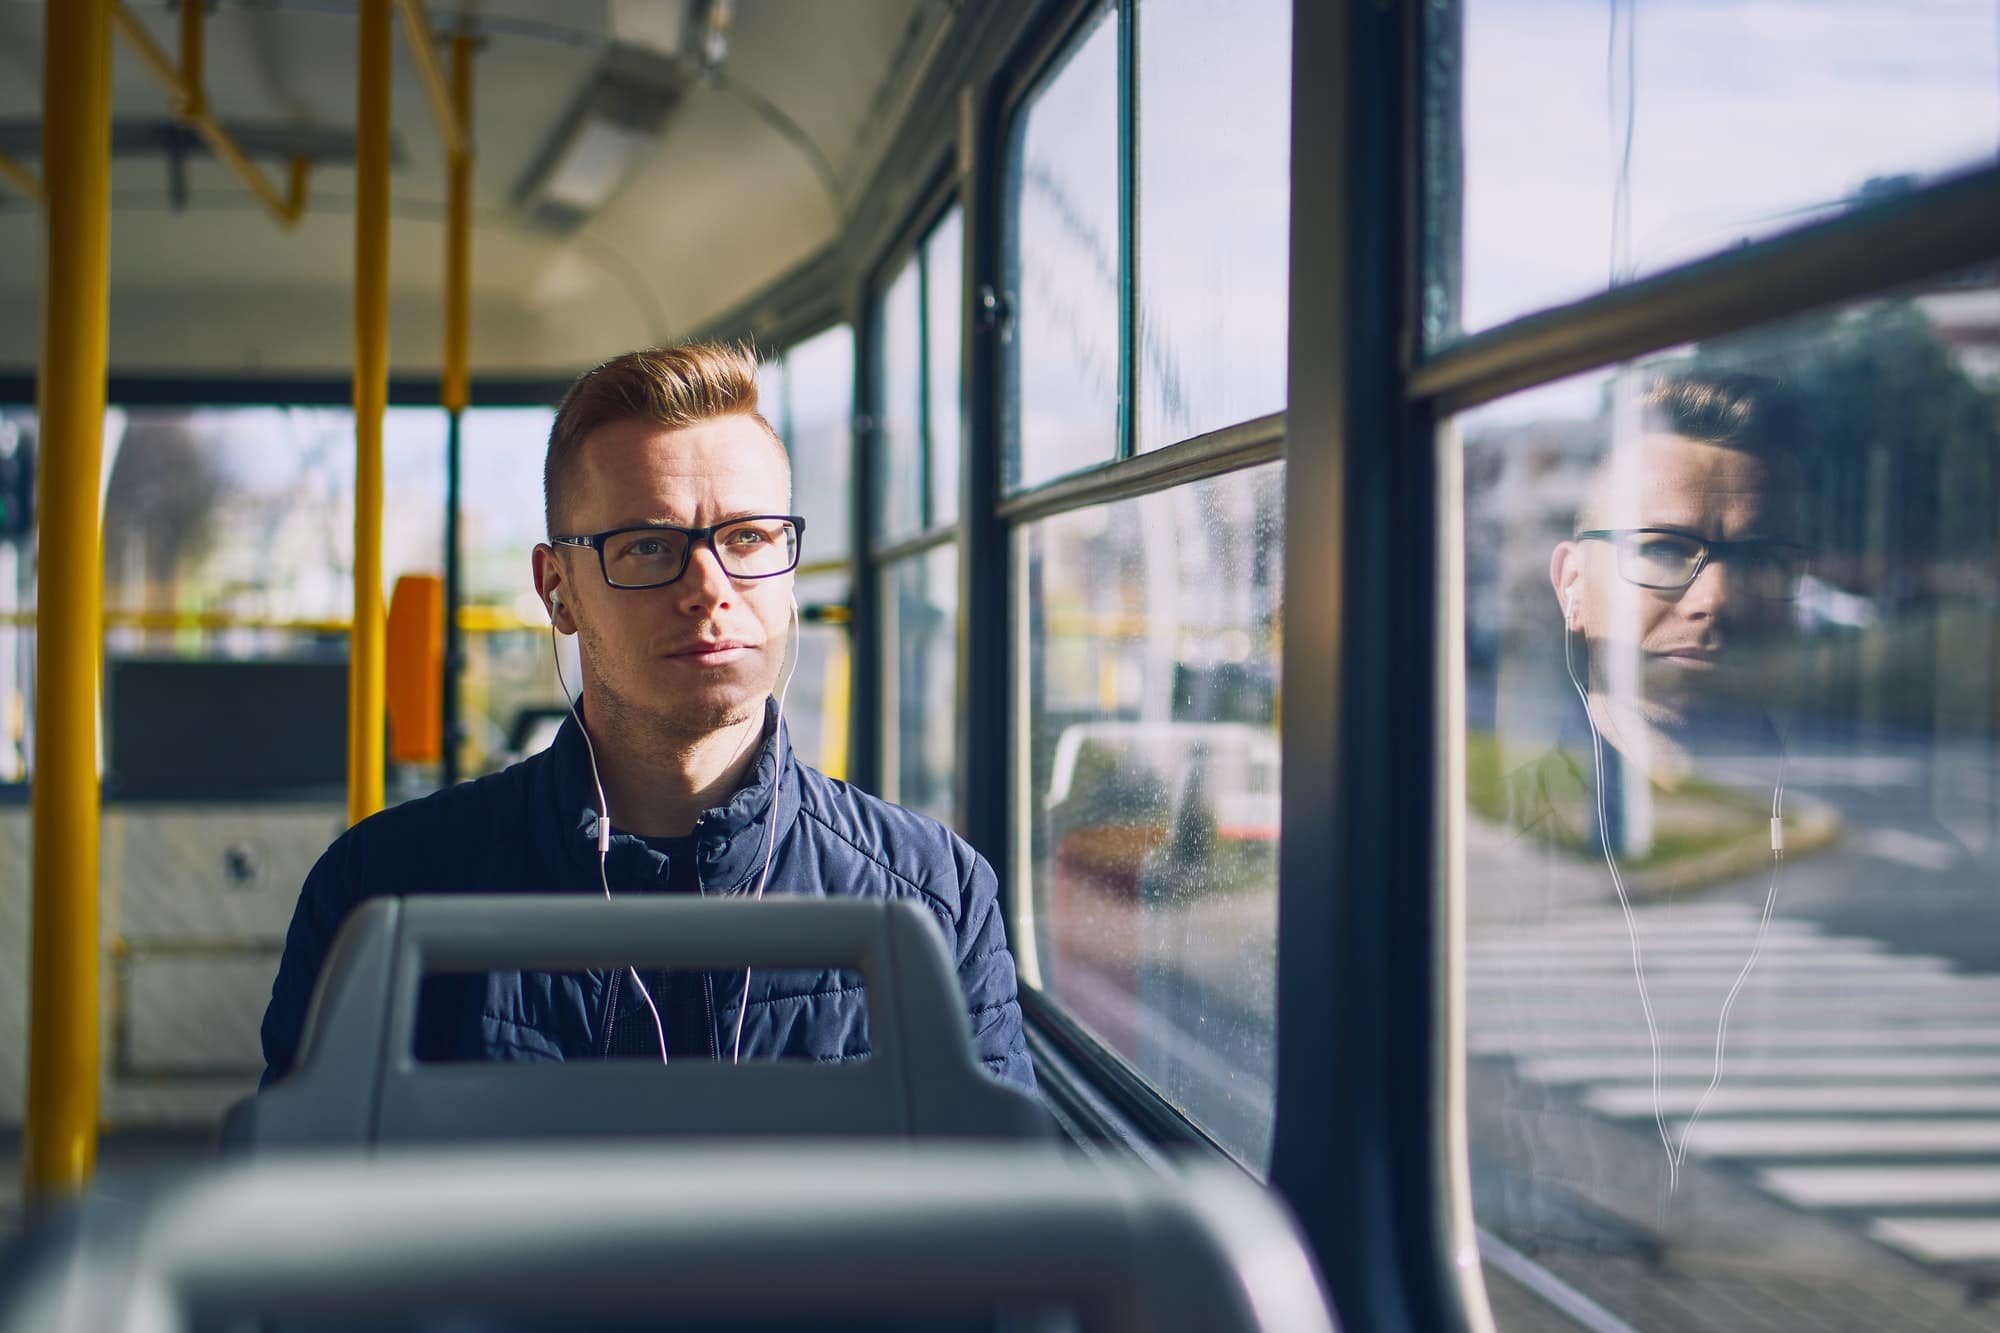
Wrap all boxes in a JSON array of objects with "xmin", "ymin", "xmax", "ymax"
[{"xmin": 543, "ymin": 341, "xmax": 787, "ymax": 534}]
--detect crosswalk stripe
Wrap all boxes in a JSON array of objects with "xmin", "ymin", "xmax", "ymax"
[
  {"xmin": 1868, "ymin": 1218, "xmax": 2000, "ymax": 1263},
  {"xmin": 1482, "ymin": 921, "xmax": 1825, "ymax": 942},
  {"xmin": 1470, "ymin": 1026, "xmax": 2000, "ymax": 1052},
  {"xmin": 1471, "ymin": 971, "xmax": 1974, "ymax": 993},
  {"xmin": 1470, "ymin": 995, "xmax": 2000, "ymax": 1020},
  {"xmin": 1759, "ymin": 1166, "xmax": 2000, "ymax": 1208},
  {"xmin": 1521, "ymin": 1054, "xmax": 2000, "ymax": 1083},
  {"xmin": 1469, "ymin": 952, "xmax": 1941, "ymax": 974},
  {"xmin": 1684, "ymin": 1119, "xmax": 2000, "ymax": 1157},
  {"xmin": 1587, "ymin": 1082, "xmax": 2000, "ymax": 1116}
]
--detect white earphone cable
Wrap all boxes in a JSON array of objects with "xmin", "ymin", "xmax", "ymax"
[
  {"xmin": 549, "ymin": 603, "xmax": 668, "ymax": 1065},
  {"xmin": 1563, "ymin": 613, "xmax": 1784, "ymax": 1190},
  {"xmin": 730, "ymin": 596, "xmax": 801, "ymax": 1065}
]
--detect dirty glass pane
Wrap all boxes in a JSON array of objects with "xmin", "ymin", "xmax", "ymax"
[
  {"xmin": 1008, "ymin": 6, "xmax": 1120, "ymax": 490},
  {"xmin": 881, "ymin": 544, "xmax": 957, "ymax": 827},
  {"xmin": 1436, "ymin": 0, "xmax": 2000, "ymax": 342},
  {"xmin": 1019, "ymin": 463, "xmax": 1283, "ymax": 1167},
  {"xmin": 926, "ymin": 206, "xmax": 964, "ymax": 526},
  {"xmin": 1135, "ymin": 0, "xmax": 1289, "ymax": 450},
  {"xmin": 1458, "ymin": 276, "xmax": 2000, "ymax": 1327},
  {"xmin": 876, "ymin": 258, "xmax": 925, "ymax": 542}
]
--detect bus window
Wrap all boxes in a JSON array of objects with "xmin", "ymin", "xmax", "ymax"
[
  {"xmin": 1134, "ymin": 0, "xmax": 1290, "ymax": 452},
  {"xmin": 1441, "ymin": 0, "xmax": 2000, "ymax": 341},
  {"xmin": 1007, "ymin": 5, "xmax": 1118, "ymax": 491},
  {"xmin": 874, "ymin": 205, "xmax": 964, "ymax": 823},
  {"xmin": 881, "ymin": 544, "xmax": 956, "ymax": 828},
  {"xmin": 1021, "ymin": 464, "xmax": 1283, "ymax": 1166},
  {"xmin": 457, "ymin": 405, "xmax": 559, "ymax": 777},
  {"xmin": 763, "ymin": 324, "xmax": 855, "ymax": 779},
  {"xmin": 1458, "ymin": 275, "xmax": 2000, "ymax": 1325},
  {"xmin": 778, "ymin": 323, "xmax": 856, "ymax": 567}
]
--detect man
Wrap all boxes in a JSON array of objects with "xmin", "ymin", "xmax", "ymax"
[
  {"xmin": 1546, "ymin": 370, "xmax": 1807, "ymax": 792},
  {"xmin": 261, "ymin": 342, "xmax": 1034, "ymax": 1090}
]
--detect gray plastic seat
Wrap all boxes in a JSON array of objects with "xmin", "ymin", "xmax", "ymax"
[
  {"xmin": 228, "ymin": 895, "xmax": 1049, "ymax": 1147},
  {"xmin": 0, "ymin": 1144, "xmax": 1335, "ymax": 1332}
]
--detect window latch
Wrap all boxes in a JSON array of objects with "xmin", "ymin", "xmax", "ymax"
[{"xmin": 977, "ymin": 285, "xmax": 1016, "ymax": 342}]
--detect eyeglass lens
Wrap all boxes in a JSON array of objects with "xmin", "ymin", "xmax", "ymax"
[
  {"xmin": 603, "ymin": 519, "xmax": 798, "ymax": 587},
  {"xmin": 1615, "ymin": 532, "xmax": 1801, "ymax": 598}
]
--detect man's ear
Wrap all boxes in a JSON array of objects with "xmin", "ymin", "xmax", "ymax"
[
  {"xmin": 532, "ymin": 543, "xmax": 574, "ymax": 635},
  {"xmin": 1550, "ymin": 542, "xmax": 1583, "ymax": 632}
]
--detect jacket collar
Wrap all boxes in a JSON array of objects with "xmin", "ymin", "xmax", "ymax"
[{"xmin": 549, "ymin": 697, "xmax": 804, "ymax": 892}]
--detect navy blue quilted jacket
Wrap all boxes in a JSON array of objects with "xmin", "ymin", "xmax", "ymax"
[{"xmin": 260, "ymin": 706, "xmax": 1036, "ymax": 1093}]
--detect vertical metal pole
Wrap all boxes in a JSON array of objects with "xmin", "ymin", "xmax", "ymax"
[
  {"xmin": 1115, "ymin": 0, "xmax": 1136, "ymax": 460},
  {"xmin": 957, "ymin": 83, "xmax": 1010, "ymax": 886},
  {"xmin": 25, "ymin": 0, "xmax": 112, "ymax": 1207},
  {"xmin": 440, "ymin": 33, "xmax": 473, "ymax": 787},
  {"xmin": 442, "ymin": 409, "xmax": 463, "ymax": 785},
  {"xmin": 349, "ymin": 0, "xmax": 391, "ymax": 824}
]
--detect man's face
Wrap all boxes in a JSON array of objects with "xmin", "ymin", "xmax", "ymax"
[
  {"xmin": 1551, "ymin": 434, "xmax": 1799, "ymax": 729},
  {"xmin": 535, "ymin": 414, "xmax": 794, "ymax": 741}
]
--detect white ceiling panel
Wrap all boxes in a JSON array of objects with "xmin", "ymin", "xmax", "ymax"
[{"xmin": 0, "ymin": 0, "xmax": 947, "ymax": 377}]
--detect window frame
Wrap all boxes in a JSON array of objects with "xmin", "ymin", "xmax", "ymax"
[
  {"xmin": 989, "ymin": 0, "xmax": 1293, "ymax": 1167},
  {"xmin": 1279, "ymin": 4, "xmax": 2000, "ymax": 1333}
]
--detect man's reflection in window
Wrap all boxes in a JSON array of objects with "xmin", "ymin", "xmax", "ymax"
[
  {"xmin": 1539, "ymin": 372, "xmax": 1807, "ymax": 857},
  {"xmin": 1514, "ymin": 371, "xmax": 1809, "ymax": 1188}
]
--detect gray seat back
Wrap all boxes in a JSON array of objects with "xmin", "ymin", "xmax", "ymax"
[
  {"xmin": 232, "ymin": 894, "xmax": 1047, "ymax": 1146},
  {"xmin": 0, "ymin": 1146, "xmax": 1335, "ymax": 1333}
]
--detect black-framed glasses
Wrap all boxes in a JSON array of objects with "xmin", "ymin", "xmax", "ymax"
[
  {"xmin": 551, "ymin": 515, "xmax": 804, "ymax": 590},
  {"xmin": 1575, "ymin": 528, "xmax": 1807, "ymax": 600}
]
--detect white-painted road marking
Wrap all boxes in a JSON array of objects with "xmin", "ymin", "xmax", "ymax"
[
  {"xmin": 1759, "ymin": 1166, "xmax": 2000, "ymax": 1208},
  {"xmin": 1684, "ymin": 1120, "xmax": 2000, "ymax": 1157},
  {"xmin": 1588, "ymin": 1082, "xmax": 2000, "ymax": 1116},
  {"xmin": 1470, "ymin": 1025, "xmax": 2000, "ymax": 1052},
  {"xmin": 1522, "ymin": 1054, "xmax": 2000, "ymax": 1083},
  {"xmin": 1869, "ymin": 1218, "xmax": 2000, "ymax": 1263}
]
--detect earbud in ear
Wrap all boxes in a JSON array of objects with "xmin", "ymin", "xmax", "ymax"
[{"xmin": 1564, "ymin": 588, "xmax": 1579, "ymax": 630}]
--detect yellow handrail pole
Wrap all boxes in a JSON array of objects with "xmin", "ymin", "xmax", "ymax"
[
  {"xmin": 25, "ymin": 0, "xmax": 112, "ymax": 1208},
  {"xmin": 442, "ymin": 33, "xmax": 473, "ymax": 415},
  {"xmin": 439, "ymin": 32, "xmax": 475, "ymax": 785},
  {"xmin": 395, "ymin": 0, "xmax": 467, "ymax": 161},
  {"xmin": 177, "ymin": 0, "xmax": 203, "ymax": 116},
  {"xmin": 109, "ymin": 1, "xmax": 309, "ymax": 228},
  {"xmin": 0, "ymin": 150, "xmax": 43, "ymax": 204},
  {"xmin": 350, "ymin": 0, "xmax": 391, "ymax": 825}
]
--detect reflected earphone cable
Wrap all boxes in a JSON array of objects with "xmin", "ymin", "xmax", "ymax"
[
  {"xmin": 1562, "ymin": 593, "xmax": 1785, "ymax": 1191},
  {"xmin": 548, "ymin": 592, "xmax": 669, "ymax": 1066}
]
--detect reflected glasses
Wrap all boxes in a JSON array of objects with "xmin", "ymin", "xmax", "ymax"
[
  {"xmin": 1575, "ymin": 528, "xmax": 1806, "ymax": 601},
  {"xmin": 551, "ymin": 516, "xmax": 804, "ymax": 590}
]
